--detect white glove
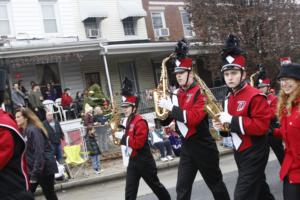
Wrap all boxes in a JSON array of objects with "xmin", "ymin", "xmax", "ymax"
[
  {"xmin": 212, "ymin": 119, "xmax": 222, "ymax": 131},
  {"xmin": 158, "ymin": 97, "xmax": 174, "ymax": 111},
  {"xmin": 218, "ymin": 112, "xmax": 233, "ymax": 124},
  {"xmin": 114, "ymin": 131, "xmax": 124, "ymax": 139}
]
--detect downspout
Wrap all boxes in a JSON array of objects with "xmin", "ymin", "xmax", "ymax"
[{"xmin": 99, "ymin": 42, "xmax": 114, "ymax": 104}]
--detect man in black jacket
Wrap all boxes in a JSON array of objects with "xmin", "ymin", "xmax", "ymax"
[
  {"xmin": 0, "ymin": 69, "xmax": 33, "ymax": 200},
  {"xmin": 43, "ymin": 111, "xmax": 65, "ymax": 163}
]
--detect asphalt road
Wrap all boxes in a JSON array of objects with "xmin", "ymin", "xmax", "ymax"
[
  {"xmin": 36, "ymin": 152, "xmax": 282, "ymax": 200},
  {"xmin": 138, "ymin": 159, "xmax": 282, "ymax": 200}
]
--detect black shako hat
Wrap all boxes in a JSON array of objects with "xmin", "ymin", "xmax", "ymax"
[
  {"xmin": 121, "ymin": 77, "xmax": 138, "ymax": 107},
  {"xmin": 277, "ymin": 63, "xmax": 300, "ymax": 81}
]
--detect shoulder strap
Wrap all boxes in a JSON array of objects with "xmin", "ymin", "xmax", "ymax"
[{"xmin": 193, "ymin": 89, "xmax": 201, "ymax": 104}]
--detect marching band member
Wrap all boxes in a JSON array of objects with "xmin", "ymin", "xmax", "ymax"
[
  {"xmin": 158, "ymin": 40, "xmax": 230, "ymax": 200},
  {"xmin": 116, "ymin": 77, "xmax": 170, "ymax": 200},
  {"xmin": 0, "ymin": 69, "xmax": 33, "ymax": 200},
  {"xmin": 212, "ymin": 34, "xmax": 274, "ymax": 200},
  {"xmin": 275, "ymin": 63, "xmax": 300, "ymax": 200},
  {"xmin": 257, "ymin": 78, "xmax": 284, "ymax": 164}
]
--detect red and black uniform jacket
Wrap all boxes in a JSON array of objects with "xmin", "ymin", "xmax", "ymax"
[
  {"xmin": 161, "ymin": 81, "xmax": 213, "ymax": 142},
  {"xmin": 121, "ymin": 114, "xmax": 151, "ymax": 158},
  {"xmin": 0, "ymin": 109, "xmax": 29, "ymax": 195},
  {"xmin": 227, "ymin": 84, "xmax": 272, "ymax": 152},
  {"xmin": 274, "ymin": 97, "xmax": 300, "ymax": 184}
]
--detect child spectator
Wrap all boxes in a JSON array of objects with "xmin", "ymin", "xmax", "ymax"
[
  {"xmin": 83, "ymin": 104, "xmax": 102, "ymax": 174},
  {"xmin": 94, "ymin": 106, "xmax": 109, "ymax": 153},
  {"xmin": 85, "ymin": 128, "xmax": 102, "ymax": 174}
]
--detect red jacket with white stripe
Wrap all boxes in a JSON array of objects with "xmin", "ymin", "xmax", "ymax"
[
  {"xmin": 0, "ymin": 109, "xmax": 30, "ymax": 196},
  {"xmin": 171, "ymin": 82, "xmax": 208, "ymax": 139},
  {"xmin": 123, "ymin": 114, "xmax": 149, "ymax": 158},
  {"xmin": 274, "ymin": 98, "xmax": 300, "ymax": 183},
  {"xmin": 227, "ymin": 84, "xmax": 272, "ymax": 152}
]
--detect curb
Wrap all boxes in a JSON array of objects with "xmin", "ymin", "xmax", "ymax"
[{"xmin": 36, "ymin": 149, "xmax": 233, "ymax": 195}]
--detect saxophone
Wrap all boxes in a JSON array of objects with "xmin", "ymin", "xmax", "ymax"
[
  {"xmin": 250, "ymin": 71, "xmax": 260, "ymax": 87},
  {"xmin": 153, "ymin": 54, "xmax": 173, "ymax": 120},
  {"xmin": 109, "ymin": 100, "xmax": 122, "ymax": 145},
  {"xmin": 194, "ymin": 74, "xmax": 229, "ymax": 133}
]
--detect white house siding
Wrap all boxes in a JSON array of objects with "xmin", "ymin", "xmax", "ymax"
[
  {"xmin": 100, "ymin": 0, "xmax": 148, "ymax": 41},
  {"xmin": 10, "ymin": 0, "xmax": 44, "ymax": 38},
  {"xmin": 59, "ymin": 59, "xmax": 84, "ymax": 96},
  {"xmin": 57, "ymin": 0, "xmax": 86, "ymax": 39},
  {"xmin": 8, "ymin": 0, "xmax": 85, "ymax": 39}
]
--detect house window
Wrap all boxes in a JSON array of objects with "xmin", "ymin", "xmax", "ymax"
[
  {"xmin": 118, "ymin": 61, "xmax": 138, "ymax": 93},
  {"xmin": 181, "ymin": 11, "xmax": 193, "ymax": 37},
  {"xmin": 122, "ymin": 17, "xmax": 136, "ymax": 36},
  {"xmin": 0, "ymin": 4, "xmax": 10, "ymax": 35},
  {"xmin": 41, "ymin": 3, "xmax": 58, "ymax": 33},
  {"xmin": 151, "ymin": 12, "xmax": 165, "ymax": 30},
  {"xmin": 84, "ymin": 18, "xmax": 101, "ymax": 38}
]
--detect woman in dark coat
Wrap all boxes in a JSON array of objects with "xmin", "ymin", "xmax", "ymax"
[{"xmin": 15, "ymin": 108, "xmax": 58, "ymax": 200}]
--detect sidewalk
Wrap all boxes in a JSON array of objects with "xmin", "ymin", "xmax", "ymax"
[{"xmin": 36, "ymin": 142, "xmax": 233, "ymax": 195}]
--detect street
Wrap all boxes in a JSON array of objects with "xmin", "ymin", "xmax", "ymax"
[{"xmin": 36, "ymin": 152, "xmax": 282, "ymax": 200}]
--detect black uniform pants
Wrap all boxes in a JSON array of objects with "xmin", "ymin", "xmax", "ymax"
[
  {"xmin": 125, "ymin": 156, "xmax": 170, "ymax": 200},
  {"xmin": 176, "ymin": 136, "xmax": 230, "ymax": 200},
  {"xmin": 234, "ymin": 136, "xmax": 274, "ymax": 200},
  {"xmin": 30, "ymin": 174, "xmax": 58, "ymax": 200},
  {"xmin": 268, "ymin": 134, "xmax": 284, "ymax": 164},
  {"xmin": 283, "ymin": 177, "xmax": 300, "ymax": 200}
]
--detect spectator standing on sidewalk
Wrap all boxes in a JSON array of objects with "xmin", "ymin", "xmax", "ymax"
[
  {"xmin": 28, "ymin": 84, "xmax": 45, "ymax": 121},
  {"xmin": 15, "ymin": 108, "xmax": 58, "ymax": 200},
  {"xmin": 84, "ymin": 104, "xmax": 102, "ymax": 174},
  {"xmin": 94, "ymin": 106, "xmax": 109, "ymax": 153},
  {"xmin": 11, "ymin": 82, "xmax": 26, "ymax": 111},
  {"xmin": 115, "ymin": 77, "xmax": 171, "ymax": 200},
  {"xmin": 0, "ymin": 69, "xmax": 33, "ymax": 200},
  {"xmin": 43, "ymin": 111, "xmax": 65, "ymax": 163}
]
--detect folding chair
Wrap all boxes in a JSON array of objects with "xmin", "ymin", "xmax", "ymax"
[
  {"xmin": 43, "ymin": 100, "xmax": 63, "ymax": 121},
  {"xmin": 64, "ymin": 144, "xmax": 89, "ymax": 178},
  {"xmin": 55, "ymin": 98, "xmax": 77, "ymax": 121}
]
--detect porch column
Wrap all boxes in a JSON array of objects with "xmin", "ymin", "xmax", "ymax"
[{"xmin": 99, "ymin": 43, "xmax": 114, "ymax": 104}]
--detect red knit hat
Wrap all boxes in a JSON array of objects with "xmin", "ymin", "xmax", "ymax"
[{"xmin": 174, "ymin": 57, "xmax": 193, "ymax": 73}]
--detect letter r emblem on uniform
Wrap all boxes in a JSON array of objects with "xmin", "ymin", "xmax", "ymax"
[{"xmin": 237, "ymin": 101, "xmax": 246, "ymax": 111}]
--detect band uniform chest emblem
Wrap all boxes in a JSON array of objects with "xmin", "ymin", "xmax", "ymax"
[
  {"xmin": 237, "ymin": 101, "xmax": 246, "ymax": 112},
  {"xmin": 185, "ymin": 93, "xmax": 193, "ymax": 104},
  {"xmin": 129, "ymin": 124, "xmax": 135, "ymax": 132}
]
